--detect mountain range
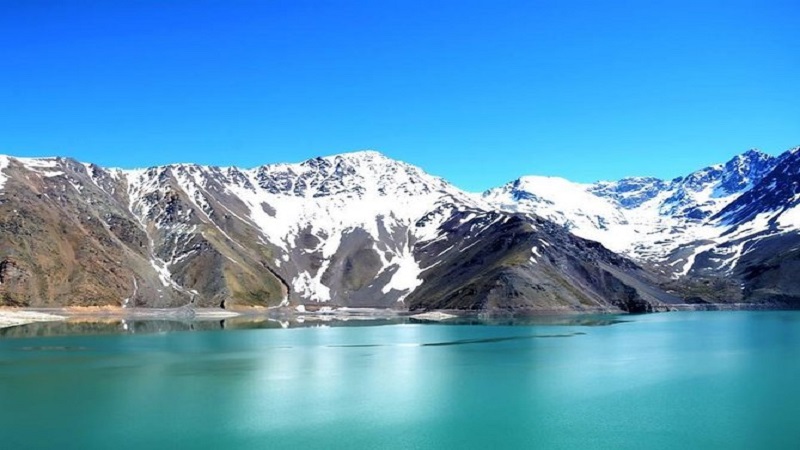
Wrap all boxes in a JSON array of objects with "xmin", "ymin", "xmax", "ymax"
[{"xmin": 1, "ymin": 146, "xmax": 798, "ymax": 313}]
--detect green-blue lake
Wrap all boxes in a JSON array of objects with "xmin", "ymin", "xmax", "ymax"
[{"xmin": 1, "ymin": 311, "xmax": 799, "ymax": 449}]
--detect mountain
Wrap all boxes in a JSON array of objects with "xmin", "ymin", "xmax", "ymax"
[
  {"xmin": 485, "ymin": 146, "xmax": 800, "ymax": 305},
  {"xmin": 1, "ymin": 146, "xmax": 798, "ymax": 312},
  {"xmin": 0, "ymin": 151, "xmax": 679, "ymax": 313},
  {"xmin": 406, "ymin": 211, "xmax": 678, "ymax": 313}
]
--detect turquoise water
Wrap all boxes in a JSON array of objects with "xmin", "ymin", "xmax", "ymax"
[{"xmin": 1, "ymin": 311, "xmax": 799, "ymax": 449}]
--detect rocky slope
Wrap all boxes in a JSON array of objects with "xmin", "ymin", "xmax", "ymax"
[
  {"xmin": 407, "ymin": 211, "xmax": 680, "ymax": 313},
  {"xmin": 0, "ymin": 152, "xmax": 486, "ymax": 309}
]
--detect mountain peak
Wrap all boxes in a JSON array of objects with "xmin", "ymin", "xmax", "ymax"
[
  {"xmin": 715, "ymin": 148, "xmax": 777, "ymax": 195},
  {"xmin": 292, "ymin": 150, "xmax": 416, "ymax": 173},
  {"xmin": 334, "ymin": 149, "xmax": 386, "ymax": 158},
  {"xmin": 251, "ymin": 149, "xmax": 456, "ymax": 200},
  {"xmin": 742, "ymin": 147, "xmax": 765, "ymax": 157},
  {"xmin": 314, "ymin": 149, "xmax": 392, "ymax": 164},
  {"xmin": 515, "ymin": 175, "xmax": 577, "ymax": 187},
  {"xmin": 728, "ymin": 148, "xmax": 771, "ymax": 164}
]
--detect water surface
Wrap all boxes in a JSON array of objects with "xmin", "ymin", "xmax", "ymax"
[{"xmin": 1, "ymin": 311, "xmax": 799, "ymax": 449}]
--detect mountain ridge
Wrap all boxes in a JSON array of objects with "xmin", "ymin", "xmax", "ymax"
[{"xmin": 1, "ymin": 145, "xmax": 799, "ymax": 312}]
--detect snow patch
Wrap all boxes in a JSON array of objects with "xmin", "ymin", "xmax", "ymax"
[
  {"xmin": 0, "ymin": 155, "xmax": 8, "ymax": 190},
  {"xmin": 16, "ymin": 157, "xmax": 60, "ymax": 169},
  {"xmin": 292, "ymin": 272, "xmax": 331, "ymax": 302},
  {"xmin": 680, "ymin": 243, "xmax": 718, "ymax": 276},
  {"xmin": 381, "ymin": 249, "xmax": 423, "ymax": 302},
  {"xmin": 778, "ymin": 206, "xmax": 800, "ymax": 228}
]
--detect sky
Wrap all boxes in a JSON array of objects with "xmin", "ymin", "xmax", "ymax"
[{"xmin": 0, "ymin": 0, "xmax": 798, "ymax": 191}]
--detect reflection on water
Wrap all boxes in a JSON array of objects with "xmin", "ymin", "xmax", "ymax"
[
  {"xmin": 0, "ymin": 319, "xmax": 229, "ymax": 338},
  {"xmin": 0, "ymin": 313, "xmax": 628, "ymax": 338},
  {"xmin": 446, "ymin": 315, "xmax": 629, "ymax": 327}
]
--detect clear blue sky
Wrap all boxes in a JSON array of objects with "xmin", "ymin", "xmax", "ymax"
[{"xmin": 1, "ymin": 0, "xmax": 798, "ymax": 191}]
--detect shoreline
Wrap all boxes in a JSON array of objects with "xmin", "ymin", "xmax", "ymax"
[
  {"xmin": 2, "ymin": 303, "xmax": 796, "ymax": 330},
  {"xmin": 0, "ymin": 306, "xmax": 242, "ymax": 330},
  {"xmin": 0, "ymin": 310, "xmax": 67, "ymax": 329}
]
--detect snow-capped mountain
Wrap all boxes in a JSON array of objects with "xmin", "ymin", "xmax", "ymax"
[
  {"xmin": 714, "ymin": 148, "xmax": 800, "ymax": 227},
  {"xmin": 1, "ymin": 150, "xmax": 674, "ymax": 312},
  {"xmin": 1, "ymin": 146, "xmax": 799, "ymax": 311},
  {"xmin": 123, "ymin": 151, "xmax": 486, "ymax": 305},
  {"xmin": 484, "ymin": 147, "xmax": 800, "ymax": 286}
]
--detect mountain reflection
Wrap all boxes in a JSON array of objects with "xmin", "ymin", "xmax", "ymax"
[{"xmin": 0, "ymin": 314, "xmax": 627, "ymax": 338}]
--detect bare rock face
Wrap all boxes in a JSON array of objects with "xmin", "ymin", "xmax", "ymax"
[
  {"xmin": 0, "ymin": 258, "xmax": 30, "ymax": 306},
  {"xmin": 406, "ymin": 212, "xmax": 680, "ymax": 313},
  {"xmin": 0, "ymin": 158, "xmax": 143, "ymax": 306},
  {"xmin": 0, "ymin": 156, "xmax": 283, "ymax": 308}
]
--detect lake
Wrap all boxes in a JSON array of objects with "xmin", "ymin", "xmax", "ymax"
[{"xmin": 1, "ymin": 311, "xmax": 799, "ymax": 449}]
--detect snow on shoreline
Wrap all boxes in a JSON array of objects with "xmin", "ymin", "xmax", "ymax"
[
  {"xmin": 0, "ymin": 308, "xmax": 244, "ymax": 329},
  {"xmin": 0, "ymin": 310, "xmax": 66, "ymax": 329}
]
